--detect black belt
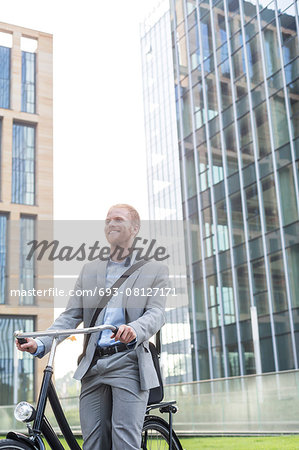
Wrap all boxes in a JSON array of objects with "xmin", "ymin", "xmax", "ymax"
[{"xmin": 94, "ymin": 343, "xmax": 134, "ymax": 358}]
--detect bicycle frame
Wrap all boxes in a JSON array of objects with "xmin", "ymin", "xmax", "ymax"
[{"xmin": 12, "ymin": 325, "xmax": 117, "ymax": 450}]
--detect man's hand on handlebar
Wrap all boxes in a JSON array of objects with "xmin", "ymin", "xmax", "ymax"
[
  {"xmin": 15, "ymin": 337, "xmax": 38, "ymax": 354},
  {"xmin": 111, "ymin": 325, "xmax": 136, "ymax": 344}
]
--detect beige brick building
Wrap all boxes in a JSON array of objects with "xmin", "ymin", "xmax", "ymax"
[{"xmin": 0, "ymin": 22, "xmax": 53, "ymax": 404}]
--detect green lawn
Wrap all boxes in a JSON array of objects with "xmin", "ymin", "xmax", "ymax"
[
  {"xmin": 2, "ymin": 435, "xmax": 299, "ymax": 449},
  {"xmin": 41, "ymin": 435, "xmax": 299, "ymax": 449},
  {"xmin": 180, "ymin": 436, "xmax": 299, "ymax": 449}
]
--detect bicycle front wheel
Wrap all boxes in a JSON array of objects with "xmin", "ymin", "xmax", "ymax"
[
  {"xmin": 141, "ymin": 416, "xmax": 182, "ymax": 450},
  {"xmin": 0, "ymin": 440, "xmax": 34, "ymax": 450}
]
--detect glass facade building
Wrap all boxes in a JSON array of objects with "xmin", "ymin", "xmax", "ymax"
[
  {"xmin": 141, "ymin": 1, "xmax": 193, "ymax": 383},
  {"xmin": 0, "ymin": 24, "xmax": 53, "ymax": 404},
  {"xmin": 170, "ymin": 0, "xmax": 299, "ymax": 380}
]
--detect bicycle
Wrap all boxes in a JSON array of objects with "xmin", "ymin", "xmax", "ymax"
[{"xmin": 0, "ymin": 325, "xmax": 182, "ymax": 449}]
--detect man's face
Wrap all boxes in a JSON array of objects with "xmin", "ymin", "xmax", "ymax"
[{"xmin": 105, "ymin": 207, "xmax": 138, "ymax": 248}]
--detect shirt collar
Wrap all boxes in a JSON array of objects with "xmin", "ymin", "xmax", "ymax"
[{"xmin": 108, "ymin": 249, "xmax": 137, "ymax": 267}]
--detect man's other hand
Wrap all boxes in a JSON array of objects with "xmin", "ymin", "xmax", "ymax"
[
  {"xmin": 112, "ymin": 325, "xmax": 136, "ymax": 344},
  {"xmin": 15, "ymin": 338, "xmax": 37, "ymax": 354}
]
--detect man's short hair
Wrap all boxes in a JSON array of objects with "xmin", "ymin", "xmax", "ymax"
[{"xmin": 110, "ymin": 204, "xmax": 140, "ymax": 230}]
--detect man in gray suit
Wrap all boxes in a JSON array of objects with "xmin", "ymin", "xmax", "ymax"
[{"xmin": 16, "ymin": 204, "xmax": 168, "ymax": 450}]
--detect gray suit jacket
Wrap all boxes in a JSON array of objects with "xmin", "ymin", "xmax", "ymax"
[{"xmin": 38, "ymin": 258, "xmax": 168, "ymax": 390}]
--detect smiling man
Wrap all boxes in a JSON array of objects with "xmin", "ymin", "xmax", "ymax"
[{"xmin": 16, "ymin": 204, "xmax": 169, "ymax": 450}]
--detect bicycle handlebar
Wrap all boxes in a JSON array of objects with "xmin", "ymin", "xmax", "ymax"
[{"xmin": 14, "ymin": 324, "xmax": 118, "ymax": 340}]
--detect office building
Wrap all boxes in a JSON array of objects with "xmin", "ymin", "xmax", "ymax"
[
  {"xmin": 0, "ymin": 22, "xmax": 53, "ymax": 404},
  {"xmin": 170, "ymin": 0, "xmax": 299, "ymax": 380},
  {"xmin": 141, "ymin": 1, "xmax": 194, "ymax": 383},
  {"xmin": 142, "ymin": 0, "xmax": 299, "ymax": 382}
]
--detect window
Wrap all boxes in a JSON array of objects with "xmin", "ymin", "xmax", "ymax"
[
  {"xmin": 261, "ymin": 175, "xmax": 279, "ymax": 232},
  {"xmin": 12, "ymin": 123, "xmax": 35, "ymax": 205},
  {"xmin": 0, "ymin": 214, "xmax": 8, "ymax": 304},
  {"xmin": 269, "ymin": 90, "xmax": 290, "ymax": 149},
  {"xmin": 190, "ymin": 214, "xmax": 202, "ymax": 262},
  {"xmin": 269, "ymin": 252, "xmax": 287, "ymax": 313},
  {"xmin": 230, "ymin": 192, "xmax": 245, "ymax": 245},
  {"xmin": 236, "ymin": 265, "xmax": 251, "ymax": 320},
  {"xmin": 0, "ymin": 45, "xmax": 10, "ymax": 109},
  {"xmin": 0, "ymin": 316, "xmax": 34, "ymax": 405},
  {"xmin": 19, "ymin": 216, "xmax": 35, "ymax": 305},
  {"xmin": 279, "ymin": 164, "xmax": 298, "ymax": 225},
  {"xmin": 22, "ymin": 51, "xmax": 36, "ymax": 113},
  {"xmin": 246, "ymin": 184, "xmax": 262, "ymax": 240},
  {"xmin": 253, "ymin": 102, "xmax": 271, "ymax": 158},
  {"xmin": 203, "ymin": 207, "xmax": 215, "ymax": 257},
  {"xmin": 216, "ymin": 200, "xmax": 229, "ymax": 252},
  {"xmin": 221, "ymin": 270, "xmax": 235, "ymax": 324},
  {"xmin": 287, "ymin": 244, "xmax": 299, "ymax": 308},
  {"xmin": 263, "ymin": 27, "xmax": 281, "ymax": 77}
]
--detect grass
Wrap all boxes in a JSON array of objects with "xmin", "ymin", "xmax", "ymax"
[
  {"xmin": 180, "ymin": 435, "xmax": 299, "ymax": 449},
  {"xmin": 2, "ymin": 435, "xmax": 299, "ymax": 449}
]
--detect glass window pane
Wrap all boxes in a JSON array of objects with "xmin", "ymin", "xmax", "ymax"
[
  {"xmin": 0, "ymin": 214, "xmax": 8, "ymax": 304},
  {"xmin": 19, "ymin": 216, "xmax": 35, "ymax": 305},
  {"xmin": 287, "ymin": 244, "xmax": 299, "ymax": 308},
  {"xmin": 194, "ymin": 279, "xmax": 207, "ymax": 331},
  {"xmin": 269, "ymin": 90, "xmax": 290, "ymax": 149},
  {"xmin": 236, "ymin": 265, "xmax": 251, "ymax": 320},
  {"xmin": 245, "ymin": 184, "xmax": 262, "ymax": 239},
  {"xmin": 230, "ymin": 192, "xmax": 245, "ymax": 245},
  {"xmin": 222, "ymin": 270, "xmax": 235, "ymax": 324},
  {"xmin": 247, "ymin": 34, "xmax": 263, "ymax": 85},
  {"xmin": 0, "ymin": 316, "xmax": 34, "ymax": 405},
  {"xmin": 279, "ymin": 164, "xmax": 298, "ymax": 225},
  {"xmin": 190, "ymin": 214, "xmax": 202, "ymax": 262},
  {"xmin": 238, "ymin": 112, "xmax": 254, "ymax": 168},
  {"xmin": 224, "ymin": 123, "xmax": 238, "ymax": 175},
  {"xmin": 216, "ymin": 200, "xmax": 229, "ymax": 252},
  {"xmin": 263, "ymin": 26, "xmax": 281, "ymax": 77},
  {"xmin": 253, "ymin": 102, "xmax": 271, "ymax": 158},
  {"xmin": 261, "ymin": 175, "xmax": 279, "ymax": 232},
  {"xmin": 182, "ymin": 91, "xmax": 192, "ymax": 138},
  {"xmin": 200, "ymin": 10, "xmax": 213, "ymax": 59},
  {"xmin": 21, "ymin": 51, "xmax": 36, "ymax": 113},
  {"xmin": 0, "ymin": 46, "xmax": 10, "ymax": 108},
  {"xmin": 243, "ymin": 340, "xmax": 256, "ymax": 374},
  {"xmin": 206, "ymin": 77, "xmax": 219, "ymax": 120},
  {"xmin": 207, "ymin": 275, "xmax": 221, "ymax": 328},
  {"xmin": 211, "ymin": 133, "xmax": 224, "ymax": 184},
  {"xmin": 12, "ymin": 124, "xmax": 36, "ymax": 205},
  {"xmin": 260, "ymin": 335, "xmax": 275, "ymax": 372},
  {"xmin": 269, "ymin": 252, "xmax": 287, "ymax": 312},
  {"xmin": 276, "ymin": 333, "xmax": 294, "ymax": 370},
  {"xmin": 232, "ymin": 47, "xmax": 246, "ymax": 79},
  {"xmin": 185, "ymin": 151, "xmax": 197, "ymax": 197}
]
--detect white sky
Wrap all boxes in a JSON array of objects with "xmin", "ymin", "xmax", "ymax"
[
  {"xmin": 1, "ymin": 0, "xmax": 161, "ymax": 378},
  {"xmin": 1, "ymin": 0, "xmax": 160, "ymax": 221}
]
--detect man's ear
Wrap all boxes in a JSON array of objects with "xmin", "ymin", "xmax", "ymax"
[{"xmin": 131, "ymin": 224, "xmax": 139, "ymax": 237}]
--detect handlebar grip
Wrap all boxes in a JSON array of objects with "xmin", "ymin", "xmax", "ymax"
[{"xmin": 111, "ymin": 326, "xmax": 119, "ymax": 337}]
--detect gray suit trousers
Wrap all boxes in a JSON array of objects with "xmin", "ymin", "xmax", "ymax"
[{"xmin": 80, "ymin": 348, "xmax": 149, "ymax": 450}]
